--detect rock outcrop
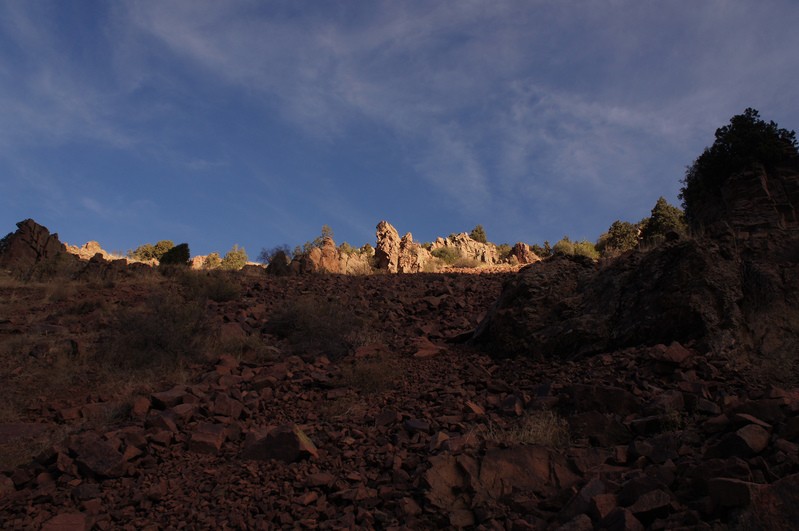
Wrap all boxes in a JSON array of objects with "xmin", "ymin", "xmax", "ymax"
[
  {"xmin": 510, "ymin": 242, "xmax": 541, "ymax": 264},
  {"xmin": 375, "ymin": 221, "xmax": 402, "ymax": 272},
  {"xmin": 0, "ymin": 219, "xmax": 71, "ymax": 276},
  {"xmin": 431, "ymin": 233, "xmax": 499, "ymax": 264},
  {"xmin": 374, "ymin": 221, "xmax": 433, "ymax": 273},
  {"xmin": 65, "ymin": 241, "xmax": 112, "ymax": 261},
  {"xmin": 475, "ymin": 163, "xmax": 799, "ymax": 362}
]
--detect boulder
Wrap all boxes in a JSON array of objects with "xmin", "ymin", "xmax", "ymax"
[
  {"xmin": 510, "ymin": 242, "xmax": 541, "ymax": 264},
  {"xmin": 292, "ymin": 237, "xmax": 341, "ymax": 274},
  {"xmin": 241, "ymin": 424, "xmax": 318, "ymax": 463},
  {"xmin": 0, "ymin": 219, "xmax": 71, "ymax": 275}
]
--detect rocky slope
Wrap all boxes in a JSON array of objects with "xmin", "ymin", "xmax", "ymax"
[{"xmin": 0, "ymin": 256, "xmax": 797, "ymax": 529}]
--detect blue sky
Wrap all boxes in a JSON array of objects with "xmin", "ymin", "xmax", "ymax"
[{"xmin": 2, "ymin": 1, "xmax": 798, "ymax": 258}]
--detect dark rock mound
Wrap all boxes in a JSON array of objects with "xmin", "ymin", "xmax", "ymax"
[
  {"xmin": 475, "ymin": 164, "xmax": 799, "ymax": 362},
  {"xmin": 473, "ymin": 241, "xmax": 741, "ymax": 358}
]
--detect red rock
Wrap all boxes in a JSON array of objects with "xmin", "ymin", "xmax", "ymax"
[
  {"xmin": 601, "ymin": 507, "xmax": 644, "ymax": 531},
  {"xmin": 742, "ymin": 472, "xmax": 799, "ymax": 528},
  {"xmin": 557, "ymin": 514, "xmax": 593, "ymax": 531},
  {"xmin": 627, "ymin": 489, "xmax": 672, "ymax": 520},
  {"xmin": 403, "ymin": 418, "xmax": 430, "ymax": 434},
  {"xmin": 81, "ymin": 498, "xmax": 102, "ymax": 515},
  {"xmin": 150, "ymin": 386, "xmax": 188, "ymax": 409},
  {"xmin": 41, "ymin": 513, "xmax": 89, "ymax": 531},
  {"xmin": 424, "ymin": 455, "xmax": 471, "ymax": 511},
  {"xmin": 74, "ymin": 439, "xmax": 126, "ymax": 478},
  {"xmin": 60, "ymin": 407, "xmax": 82, "ymax": 421},
  {"xmin": 0, "ymin": 474, "xmax": 15, "ymax": 497},
  {"xmin": 480, "ymin": 446, "xmax": 580, "ymax": 499},
  {"xmin": 305, "ymin": 472, "xmax": 335, "ymax": 487},
  {"xmin": 294, "ymin": 491, "xmax": 319, "ymax": 506},
  {"xmin": 449, "ymin": 509, "xmax": 475, "ymax": 528},
  {"xmin": 429, "ymin": 431, "xmax": 449, "ymax": 452},
  {"xmin": 411, "ymin": 336, "xmax": 443, "ymax": 358},
  {"xmin": 212, "ymin": 394, "xmax": 244, "ymax": 419},
  {"xmin": 590, "ymin": 493, "xmax": 618, "ymax": 521},
  {"xmin": 399, "ymin": 496, "xmax": 422, "ymax": 516},
  {"xmin": 465, "ymin": 400, "xmax": 485, "ymax": 416},
  {"xmin": 146, "ymin": 429, "xmax": 173, "ymax": 446},
  {"xmin": 131, "ymin": 396, "xmax": 151, "ymax": 418},
  {"xmin": 657, "ymin": 342, "xmax": 693, "ymax": 365},
  {"xmin": 188, "ymin": 425, "xmax": 227, "ymax": 455},
  {"xmin": 241, "ymin": 424, "xmax": 318, "ymax": 462},
  {"xmin": 708, "ymin": 477, "xmax": 759, "ymax": 507},
  {"xmin": 374, "ymin": 408, "xmax": 400, "ymax": 427},
  {"xmin": 733, "ymin": 413, "xmax": 772, "ymax": 429},
  {"xmin": 559, "ymin": 478, "xmax": 606, "ymax": 522}
]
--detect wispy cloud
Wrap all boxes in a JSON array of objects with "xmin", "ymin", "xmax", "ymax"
[{"xmin": 2, "ymin": 1, "xmax": 798, "ymax": 249}]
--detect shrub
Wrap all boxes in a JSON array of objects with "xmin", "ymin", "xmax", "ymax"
[
  {"xmin": 203, "ymin": 252, "xmax": 222, "ymax": 269},
  {"xmin": 596, "ymin": 220, "xmax": 639, "ymax": 256},
  {"xmin": 264, "ymin": 295, "xmax": 366, "ymax": 360},
  {"xmin": 179, "ymin": 269, "xmax": 241, "ymax": 302},
  {"xmin": 159, "ymin": 243, "xmax": 190, "ymax": 266},
  {"xmin": 470, "ymin": 224, "xmax": 488, "ymax": 244},
  {"xmin": 495, "ymin": 243, "xmax": 512, "ymax": 262},
  {"xmin": 553, "ymin": 236, "xmax": 598, "ymax": 260},
  {"xmin": 431, "ymin": 247, "xmax": 461, "ymax": 265},
  {"xmin": 221, "ymin": 244, "xmax": 248, "ymax": 270},
  {"xmin": 128, "ymin": 240, "xmax": 175, "ymax": 261},
  {"xmin": 530, "ymin": 241, "xmax": 552, "ymax": 258},
  {"xmin": 680, "ymin": 108, "xmax": 798, "ymax": 229},
  {"xmin": 258, "ymin": 245, "xmax": 291, "ymax": 264},
  {"xmin": 103, "ymin": 290, "xmax": 211, "ymax": 371},
  {"xmin": 339, "ymin": 353, "xmax": 402, "ymax": 395},
  {"xmin": 639, "ymin": 197, "xmax": 686, "ymax": 244}
]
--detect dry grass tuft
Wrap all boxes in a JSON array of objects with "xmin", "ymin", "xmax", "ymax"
[
  {"xmin": 265, "ymin": 295, "xmax": 368, "ymax": 360},
  {"xmin": 484, "ymin": 410, "xmax": 570, "ymax": 448},
  {"xmin": 101, "ymin": 289, "xmax": 212, "ymax": 371},
  {"xmin": 339, "ymin": 353, "xmax": 403, "ymax": 395}
]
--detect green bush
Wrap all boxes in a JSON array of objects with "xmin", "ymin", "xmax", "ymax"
[
  {"xmin": 128, "ymin": 240, "xmax": 175, "ymax": 261},
  {"xmin": 495, "ymin": 243, "xmax": 512, "ymax": 261},
  {"xmin": 553, "ymin": 236, "xmax": 599, "ymax": 260},
  {"xmin": 221, "ymin": 244, "xmax": 248, "ymax": 270},
  {"xmin": 203, "ymin": 252, "xmax": 222, "ymax": 269},
  {"xmin": 431, "ymin": 247, "xmax": 461, "ymax": 265},
  {"xmin": 530, "ymin": 241, "xmax": 552, "ymax": 258},
  {"xmin": 639, "ymin": 197, "xmax": 686, "ymax": 244},
  {"xmin": 470, "ymin": 224, "xmax": 488, "ymax": 244},
  {"xmin": 596, "ymin": 220, "xmax": 639, "ymax": 256},
  {"xmin": 159, "ymin": 243, "xmax": 190, "ymax": 266},
  {"xmin": 680, "ymin": 108, "xmax": 797, "ymax": 229}
]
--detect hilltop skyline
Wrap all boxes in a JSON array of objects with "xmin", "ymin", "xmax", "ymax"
[{"xmin": 2, "ymin": 1, "xmax": 799, "ymax": 256}]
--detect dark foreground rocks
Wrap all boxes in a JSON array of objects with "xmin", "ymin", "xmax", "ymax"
[{"xmin": 2, "ymin": 317, "xmax": 799, "ymax": 529}]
